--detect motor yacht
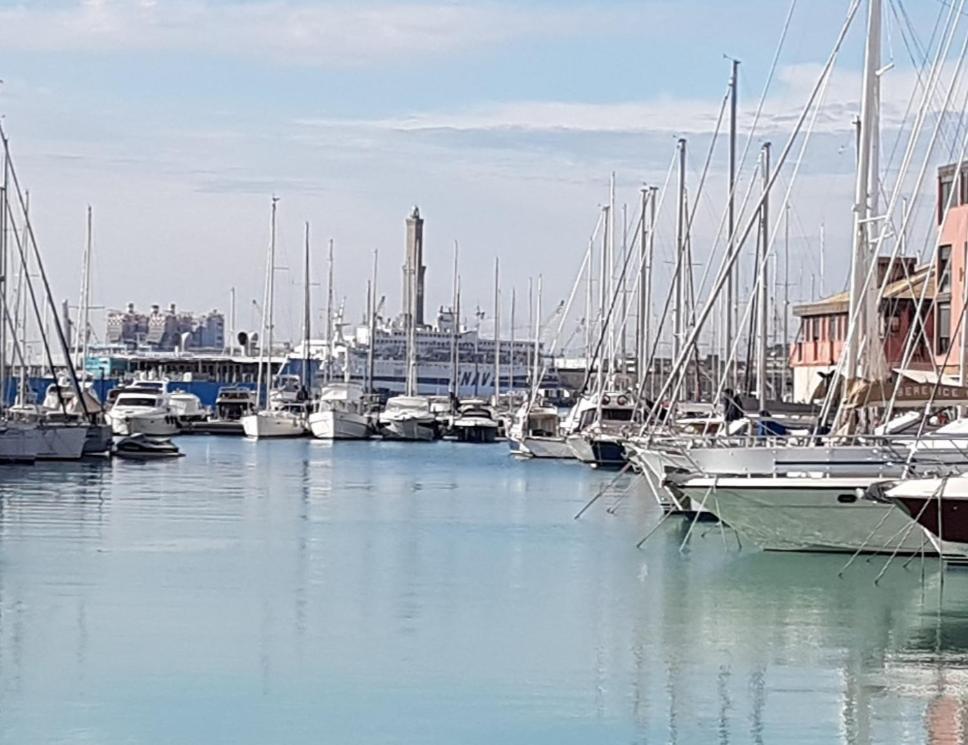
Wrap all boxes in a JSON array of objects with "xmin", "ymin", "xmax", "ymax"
[
  {"xmin": 308, "ymin": 383, "xmax": 372, "ymax": 440},
  {"xmin": 450, "ymin": 400, "xmax": 499, "ymax": 443},
  {"xmin": 106, "ymin": 383, "xmax": 178, "ymax": 437},
  {"xmin": 378, "ymin": 396, "xmax": 438, "ymax": 441}
]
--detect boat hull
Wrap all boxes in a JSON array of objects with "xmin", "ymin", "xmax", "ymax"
[
  {"xmin": 241, "ymin": 412, "xmax": 307, "ymax": 439},
  {"xmin": 0, "ymin": 426, "xmax": 38, "ymax": 463},
  {"xmin": 453, "ymin": 423, "xmax": 498, "ymax": 443},
  {"xmin": 308, "ymin": 410, "xmax": 371, "ymax": 440},
  {"xmin": 33, "ymin": 424, "xmax": 87, "ymax": 460},
  {"xmin": 670, "ymin": 477, "xmax": 932, "ymax": 554},
  {"xmin": 108, "ymin": 411, "xmax": 178, "ymax": 437},
  {"xmin": 509, "ymin": 435, "xmax": 574, "ymax": 459},
  {"xmin": 567, "ymin": 434, "xmax": 627, "ymax": 468},
  {"xmin": 379, "ymin": 418, "xmax": 436, "ymax": 441}
]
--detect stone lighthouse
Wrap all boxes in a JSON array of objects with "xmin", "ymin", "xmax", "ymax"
[{"xmin": 402, "ymin": 206, "xmax": 426, "ymax": 327}]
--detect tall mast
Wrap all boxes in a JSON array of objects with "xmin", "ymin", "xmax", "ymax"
[
  {"xmin": 756, "ymin": 142, "xmax": 771, "ymax": 411},
  {"xmin": 326, "ymin": 238, "xmax": 334, "ymax": 382},
  {"xmin": 492, "ymin": 257, "xmax": 500, "ymax": 404},
  {"xmin": 367, "ymin": 250, "xmax": 378, "ymax": 395},
  {"xmin": 75, "ymin": 206, "xmax": 93, "ymax": 370},
  {"xmin": 726, "ymin": 58, "xmax": 739, "ymax": 388},
  {"xmin": 607, "ymin": 172, "xmax": 616, "ymax": 373},
  {"xmin": 531, "ymin": 276, "xmax": 542, "ymax": 400},
  {"xmin": 449, "ymin": 241, "xmax": 460, "ymax": 403},
  {"xmin": 267, "ymin": 196, "xmax": 278, "ymax": 391},
  {"xmin": 584, "ymin": 235, "xmax": 593, "ymax": 384},
  {"xmin": 0, "ymin": 150, "xmax": 7, "ymax": 411},
  {"xmin": 620, "ymin": 202, "xmax": 628, "ymax": 371},
  {"xmin": 845, "ymin": 0, "xmax": 881, "ymax": 382},
  {"xmin": 674, "ymin": 138, "xmax": 687, "ymax": 362},
  {"xmin": 598, "ymin": 205, "xmax": 608, "ymax": 392},
  {"xmin": 509, "ymin": 287, "xmax": 516, "ymax": 392},
  {"xmin": 645, "ymin": 186, "xmax": 658, "ymax": 399},
  {"xmin": 302, "ymin": 221, "xmax": 311, "ymax": 392},
  {"xmin": 635, "ymin": 187, "xmax": 647, "ymax": 386},
  {"xmin": 783, "ymin": 202, "xmax": 791, "ymax": 400}
]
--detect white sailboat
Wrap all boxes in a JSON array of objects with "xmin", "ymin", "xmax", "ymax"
[
  {"xmin": 378, "ymin": 208, "xmax": 438, "ymax": 442},
  {"xmin": 242, "ymin": 199, "xmax": 308, "ymax": 439}
]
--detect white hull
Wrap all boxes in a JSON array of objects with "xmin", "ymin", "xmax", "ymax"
[
  {"xmin": 509, "ymin": 435, "xmax": 574, "ymax": 459},
  {"xmin": 0, "ymin": 426, "xmax": 39, "ymax": 463},
  {"xmin": 242, "ymin": 412, "xmax": 307, "ymax": 439},
  {"xmin": 671, "ymin": 477, "xmax": 932, "ymax": 554},
  {"xmin": 34, "ymin": 425, "xmax": 87, "ymax": 460},
  {"xmin": 308, "ymin": 410, "xmax": 371, "ymax": 440},
  {"xmin": 380, "ymin": 418, "xmax": 436, "ymax": 441},
  {"xmin": 625, "ymin": 445, "xmax": 692, "ymax": 509},
  {"xmin": 108, "ymin": 410, "xmax": 178, "ymax": 437},
  {"xmin": 565, "ymin": 433, "xmax": 595, "ymax": 463}
]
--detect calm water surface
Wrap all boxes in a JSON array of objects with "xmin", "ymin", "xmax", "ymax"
[{"xmin": 0, "ymin": 438, "xmax": 965, "ymax": 744}]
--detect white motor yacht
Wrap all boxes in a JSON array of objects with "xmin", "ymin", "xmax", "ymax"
[
  {"xmin": 168, "ymin": 390, "xmax": 209, "ymax": 425},
  {"xmin": 451, "ymin": 400, "xmax": 499, "ymax": 443},
  {"xmin": 308, "ymin": 383, "xmax": 371, "ymax": 440},
  {"xmin": 565, "ymin": 390, "xmax": 640, "ymax": 468},
  {"xmin": 106, "ymin": 384, "xmax": 178, "ymax": 437},
  {"xmin": 507, "ymin": 403, "xmax": 573, "ymax": 458},
  {"xmin": 378, "ymin": 396, "xmax": 437, "ymax": 441}
]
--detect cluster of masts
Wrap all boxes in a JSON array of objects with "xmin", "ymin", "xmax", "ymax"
[{"xmin": 509, "ymin": 0, "xmax": 968, "ymax": 572}]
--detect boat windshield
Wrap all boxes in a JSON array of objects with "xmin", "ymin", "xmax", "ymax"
[
  {"xmin": 602, "ymin": 408, "xmax": 634, "ymax": 422},
  {"xmin": 116, "ymin": 396, "xmax": 161, "ymax": 408}
]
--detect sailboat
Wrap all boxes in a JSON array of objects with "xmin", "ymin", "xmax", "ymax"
[
  {"xmin": 242, "ymin": 199, "xmax": 308, "ymax": 439},
  {"xmin": 309, "ymin": 237, "xmax": 374, "ymax": 440},
  {"xmin": 378, "ymin": 225, "xmax": 438, "ymax": 442},
  {"xmin": 659, "ymin": 0, "xmax": 966, "ymax": 553}
]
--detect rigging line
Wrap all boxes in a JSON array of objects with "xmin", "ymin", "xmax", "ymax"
[
  {"xmin": 648, "ymin": 0, "xmax": 859, "ymax": 438},
  {"xmin": 888, "ymin": 0, "xmax": 959, "ymax": 170},
  {"xmin": 733, "ymin": 0, "xmax": 800, "ymax": 193},
  {"xmin": 693, "ymin": 42, "xmax": 841, "ymax": 439},
  {"xmin": 824, "ymin": 0, "xmax": 968, "ymax": 427}
]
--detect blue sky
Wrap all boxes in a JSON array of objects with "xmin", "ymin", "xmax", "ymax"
[{"xmin": 0, "ymin": 0, "xmax": 960, "ymax": 344}]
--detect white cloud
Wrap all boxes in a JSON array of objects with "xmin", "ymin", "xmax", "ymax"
[{"xmin": 0, "ymin": 0, "xmax": 642, "ymax": 67}]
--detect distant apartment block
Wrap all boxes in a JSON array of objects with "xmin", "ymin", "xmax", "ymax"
[{"xmin": 106, "ymin": 303, "xmax": 225, "ymax": 351}]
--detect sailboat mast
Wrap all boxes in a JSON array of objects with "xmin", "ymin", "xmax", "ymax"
[
  {"xmin": 267, "ymin": 196, "xmax": 278, "ymax": 391},
  {"xmin": 620, "ymin": 202, "xmax": 628, "ymax": 371},
  {"xmin": 326, "ymin": 238, "xmax": 334, "ymax": 383},
  {"xmin": 449, "ymin": 241, "xmax": 460, "ymax": 402},
  {"xmin": 756, "ymin": 142, "xmax": 771, "ymax": 411},
  {"xmin": 726, "ymin": 58, "xmax": 739, "ymax": 388},
  {"xmin": 0, "ymin": 151, "xmax": 7, "ymax": 411},
  {"xmin": 509, "ymin": 288, "xmax": 515, "ymax": 392},
  {"xmin": 598, "ymin": 205, "xmax": 608, "ymax": 392},
  {"xmin": 845, "ymin": 0, "xmax": 881, "ymax": 382},
  {"xmin": 645, "ymin": 186, "xmax": 658, "ymax": 399},
  {"xmin": 674, "ymin": 138, "xmax": 687, "ymax": 363},
  {"xmin": 607, "ymin": 172, "xmax": 616, "ymax": 373},
  {"xmin": 493, "ymin": 257, "xmax": 500, "ymax": 404},
  {"xmin": 531, "ymin": 276, "xmax": 542, "ymax": 395},
  {"xmin": 302, "ymin": 221, "xmax": 311, "ymax": 392},
  {"xmin": 783, "ymin": 202, "xmax": 791, "ymax": 400},
  {"xmin": 367, "ymin": 250, "xmax": 378, "ymax": 395}
]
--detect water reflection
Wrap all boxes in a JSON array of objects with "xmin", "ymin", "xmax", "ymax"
[{"xmin": 0, "ymin": 439, "xmax": 965, "ymax": 743}]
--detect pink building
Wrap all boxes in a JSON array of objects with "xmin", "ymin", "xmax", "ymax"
[{"xmin": 788, "ymin": 163, "xmax": 968, "ymax": 402}]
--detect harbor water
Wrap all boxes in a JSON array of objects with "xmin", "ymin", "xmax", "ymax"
[{"xmin": 0, "ymin": 439, "xmax": 964, "ymax": 744}]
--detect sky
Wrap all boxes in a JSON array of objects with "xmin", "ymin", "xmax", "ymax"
[{"xmin": 0, "ymin": 0, "xmax": 964, "ymax": 347}]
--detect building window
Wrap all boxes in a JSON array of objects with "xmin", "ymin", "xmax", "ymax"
[
  {"xmin": 941, "ymin": 177, "xmax": 954, "ymax": 222},
  {"xmin": 937, "ymin": 301, "xmax": 952, "ymax": 356},
  {"xmin": 939, "ymin": 245, "xmax": 952, "ymax": 294}
]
